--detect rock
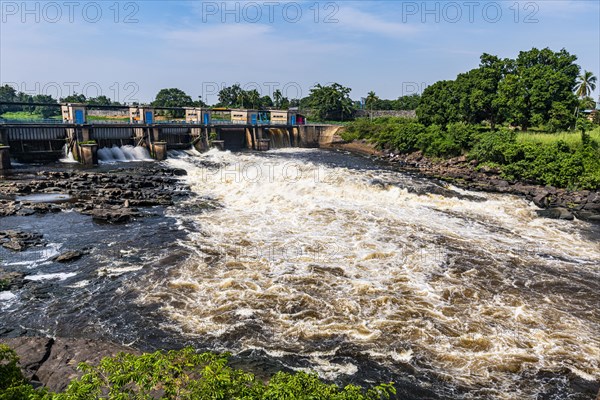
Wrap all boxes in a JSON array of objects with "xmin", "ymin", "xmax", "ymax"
[
  {"xmin": 16, "ymin": 208, "xmax": 36, "ymax": 216},
  {"xmin": 532, "ymin": 191, "xmax": 549, "ymax": 208},
  {"xmin": 536, "ymin": 207, "xmax": 574, "ymax": 220},
  {"xmin": 53, "ymin": 250, "xmax": 84, "ymax": 263},
  {"xmin": 587, "ymin": 192, "xmax": 600, "ymax": 204},
  {"xmin": 0, "ymin": 230, "xmax": 45, "ymax": 252},
  {"xmin": 0, "ymin": 268, "xmax": 25, "ymax": 290},
  {"xmin": 489, "ymin": 179, "xmax": 510, "ymax": 188},
  {"xmin": 86, "ymin": 208, "xmax": 142, "ymax": 224},
  {"xmin": 583, "ymin": 202, "xmax": 600, "ymax": 211},
  {"xmin": 573, "ymin": 210, "xmax": 600, "ymax": 222},
  {"xmin": 2, "ymin": 240, "xmax": 25, "ymax": 251},
  {"xmin": 0, "ymin": 337, "xmax": 139, "ymax": 392}
]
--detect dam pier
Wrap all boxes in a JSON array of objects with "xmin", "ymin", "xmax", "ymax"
[{"xmin": 0, "ymin": 103, "xmax": 341, "ymax": 169}]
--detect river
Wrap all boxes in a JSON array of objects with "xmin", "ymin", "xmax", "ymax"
[{"xmin": 1, "ymin": 148, "xmax": 599, "ymax": 399}]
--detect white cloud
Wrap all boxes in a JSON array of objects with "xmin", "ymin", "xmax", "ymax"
[{"xmin": 333, "ymin": 6, "xmax": 421, "ymax": 38}]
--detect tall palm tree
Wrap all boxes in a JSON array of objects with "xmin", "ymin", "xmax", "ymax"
[
  {"xmin": 273, "ymin": 89, "xmax": 283, "ymax": 109},
  {"xmin": 575, "ymin": 70, "xmax": 597, "ymax": 98},
  {"xmin": 366, "ymin": 91, "xmax": 379, "ymax": 121},
  {"xmin": 574, "ymin": 71, "xmax": 597, "ymax": 119}
]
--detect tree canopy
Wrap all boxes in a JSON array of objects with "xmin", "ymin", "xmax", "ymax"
[
  {"xmin": 307, "ymin": 83, "xmax": 355, "ymax": 121},
  {"xmin": 417, "ymin": 47, "xmax": 582, "ymax": 131}
]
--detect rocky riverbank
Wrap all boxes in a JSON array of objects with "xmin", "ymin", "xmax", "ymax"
[
  {"xmin": 0, "ymin": 166, "xmax": 190, "ymax": 223},
  {"xmin": 332, "ymin": 141, "xmax": 600, "ymax": 222},
  {"xmin": 0, "ymin": 165, "xmax": 198, "ymax": 392},
  {"xmin": 0, "ymin": 337, "xmax": 139, "ymax": 392}
]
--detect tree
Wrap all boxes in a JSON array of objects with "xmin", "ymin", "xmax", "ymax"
[
  {"xmin": 0, "ymin": 85, "xmax": 19, "ymax": 114},
  {"xmin": 61, "ymin": 93, "xmax": 87, "ymax": 103},
  {"xmin": 574, "ymin": 70, "xmax": 597, "ymax": 119},
  {"xmin": 273, "ymin": 89, "xmax": 283, "ymax": 108},
  {"xmin": 87, "ymin": 95, "xmax": 121, "ymax": 106},
  {"xmin": 575, "ymin": 70, "xmax": 597, "ymax": 98},
  {"xmin": 576, "ymin": 115, "xmax": 594, "ymax": 144},
  {"xmin": 394, "ymin": 94, "xmax": 420, "ymax": 110},
  {"xmin": 33, "ymin": 94, "xmax": 59, "ymax": 118},
  {"xmin": 466, "ymin": 53, "xmax": 507, "ymax": 128},
  {"xmin": 416, "ymin": 80, "xmax": 459, "ymax": 126},
  {"xmin": 308, "ymin": 83, "xmax": 355, "ymax": 121},
  {"xmin": 194, "ymin": 96, "xmax": 208, "ymax": 108},
  {"xmin": 496, "ymin": 47, "xmax": 579, "ymax": 130},
  {"xmin": 247, "ymin": 89, "xmax": 260, "ymax": 109},
  {"xmin": 579, "ymin": 96, "xmax": 596, "ymax": 110},
  {"xmin": 152, "ymin": 88, "xmax": 194, "ymax": 118},
  {"xmin": 259, "ymin": 95, "xmax": 273, "ymax": 109},
  {"xmin": 366, "ymin": 91, "xmax": 379, "ymax": 121},
  {"xmin": 218, "ymin": 84, "xmax": 243, "ymax": 107}
]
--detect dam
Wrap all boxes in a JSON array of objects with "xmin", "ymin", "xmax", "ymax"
[{"xmin": 0, "ymin": 103, "xmax": 341, "ymax": 168}]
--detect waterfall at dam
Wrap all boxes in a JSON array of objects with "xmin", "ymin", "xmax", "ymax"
[
  {"xmin": 59, "ymin": 145, "xmax": 78, "ymax": 164},
  {"xmin": 97, "ymin": 145, "xmax": 153, "ymax": 163},
  {"xmin": 268, "ymin": 128, "xmax": 291, "ymax": 149}
]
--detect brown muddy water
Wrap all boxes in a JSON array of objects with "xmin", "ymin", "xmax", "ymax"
[{"xmin": 1, "ymin": 148, "xmax": 599, "ymax": 399}]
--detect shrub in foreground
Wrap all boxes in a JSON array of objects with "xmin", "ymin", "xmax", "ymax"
[{"xmin": 0, "ymin": 345, "xmax": 395, "ymax": 400}]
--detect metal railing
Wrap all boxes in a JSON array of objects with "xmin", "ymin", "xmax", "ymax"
[
  {"xmin": 0, "ymin": 118, "xmax": 64, "ymax": 124},
  {"xmin": 0, "ymin": 118, "xmax": 307, "ymax": 126}
]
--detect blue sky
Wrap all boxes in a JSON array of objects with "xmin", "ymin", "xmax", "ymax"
[{"xmin": 1, "ymin": 0, "xmax": 599, "ymax": 104}]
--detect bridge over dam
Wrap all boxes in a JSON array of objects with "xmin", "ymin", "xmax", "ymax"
[{"xmin": 0, "ymin": 103, "xmax": 343, "ymax": 169}]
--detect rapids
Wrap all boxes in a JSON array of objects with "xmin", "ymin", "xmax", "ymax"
[
  {"xmin": 141, "ymin": 148, "xmax": 599, "ymax": 399},
  {"xmin": 97, "ymin": 145, "xmax": 153, "ymax": 163},
  {"xmin": 1, "ymin": 148, "xmax": 598, "ymax": 399}
]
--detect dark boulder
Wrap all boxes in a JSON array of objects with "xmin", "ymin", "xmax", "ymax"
[
  {"xmin": 52, "ymin": 250, "xmax": 84, "ymax": 263},
  {"xmin": 536, "ymin": 208, "xmax": 574, "ymax": 220}
]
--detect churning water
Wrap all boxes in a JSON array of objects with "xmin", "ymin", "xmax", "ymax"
[
  {"xmin": 143, "ymin": 148, "xmax": 598, "ymax": 399},
  {"xmin": 97, "ymin": 145, "xmax": 153, "ymax": 163},
  {"xmin": 1, "ymin": 148, "xmax": 598, "ymax": 399}
]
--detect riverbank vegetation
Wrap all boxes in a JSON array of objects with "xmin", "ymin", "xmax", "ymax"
[
  {"xmin": 343, "ymin": 117, "xmax": 600, "ymax": 190},
  {"xmin": 341, "ymin": 47, "xmax": 600, "ymax": 190},
  {"xmin": 0, "ymin": 344, "xmax": 395, "ymax": 400}
]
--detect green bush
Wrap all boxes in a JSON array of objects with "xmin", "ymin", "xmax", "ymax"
[
  {"xmin": 1, "ymin": 346, "xmax": 395, "ymax": 400},
  {"xmin": 340, "ymin": 118, "xmax": 600, "ymax": 189},
  {"xmin": 0, "ymin": 345, "xmax": 48, "ymax": 400},
  {"xmin": 468, "ymin": 129, "xmax": 516, "ymax": 164}
]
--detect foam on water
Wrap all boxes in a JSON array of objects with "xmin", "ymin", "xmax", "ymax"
[
  {"xmin": 60, "ymin": 145, "xmax": 78, "ymax": 164},
  {"xmin": 2, "ymin": 243, "xmax": 62, "ymax": 269},
  {"xmin": 98, "ymin": 145, "xmax": 153, "ymax": 163},
  {"xmin": 25, "ymin": 272, "xmax": 77, "ymax": 281},
  {"xmin": 148, "ymin": 149, "xmax": 600, "ymax": 398},
  {"xmin": 0, "ymin": 292, "xmax": 17, "ymax": 302}
]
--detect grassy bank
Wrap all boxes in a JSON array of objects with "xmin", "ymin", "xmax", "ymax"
[
  {"xmin": 517, "ymin": 128, "xmax": 600, "ymax": 145},
  {"xmin": 87, "ymin": 115, "xmax": 130, "ymax": 122},
  {"xmin": 0, "ymin": 111, "xmax": 60, "ymax": 120},
  {"xmin": 343, "ymin": 117, "xmax": 600, "ymax": 190}
]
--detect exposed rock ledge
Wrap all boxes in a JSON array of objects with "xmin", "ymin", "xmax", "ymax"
[{"xmin": 0, "ymin": 336, "xmax": 138, "ymax": 393}]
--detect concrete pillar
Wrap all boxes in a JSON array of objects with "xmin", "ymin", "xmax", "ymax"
[
  {"xmin": 0, "ymin": 145, "xmax": 12, "ymax": 170},
  {"xmin": 152, "ymin": 128, "xmax": 160, "ymax": 142},
  {"xmin": 79, "ymin": 144, "xmax": 98, "ymax": 166},
  {"xmin": 81, "ymin": 127, "xmax": 92, "ymax": 142},
  {"xmin": 203, "ymin": 127, "xmax": 210, "ymax": 150},
  {"xmin": 257, "ymin": 139, "xmax": 270, "ymax": 151},
  {"xmin": 151, "ymin": 142, "xmax": 167, "ymax": 161}
]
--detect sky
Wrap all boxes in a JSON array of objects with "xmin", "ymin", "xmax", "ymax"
[{"xmin": 1, "ymin": 0, "xmax": 599, "ymax": 104}]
